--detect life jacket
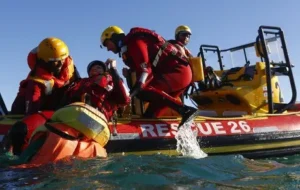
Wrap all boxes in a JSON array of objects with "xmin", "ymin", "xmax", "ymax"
[
  {"xmin": 122, "ymin": 27, "xmax": 189, "ymax": 68},
  {"xmin": 168, "ymin": 39, "xmax": 193, "ymax": 57},
  {"xmin": 27, "ymin": 49, "xmax": 75, "ymax": 89},
  {"xmin": 27, "ymin": 76, "xmax": 55, "ymax": 95},
  {"xmin": 19, "ymin": 64, "xmax": 56, "ymax": 95},
  {"xmin": 65, "ymin": 74, "xmax": 113, "ymax": 110}
]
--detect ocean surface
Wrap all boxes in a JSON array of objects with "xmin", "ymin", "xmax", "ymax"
[{"xmin": 1, "ymin": 152, "xmax": 300, "ymax": 189}]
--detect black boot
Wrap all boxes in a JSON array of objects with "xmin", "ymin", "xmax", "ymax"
[
  {"xmin": 10, "ymin": 121, "xmax": 28, "ymax": 155},
  {"xmin": 177, "ymin": 105, "xmax": 200, "ymax": 127},
  {"xmin": 137, "ymin": 88, "xmax": 200, "ymax": 125},
  {"xmin": 158, "ymin": 98, "xmax": 200, "ymax": 127}
]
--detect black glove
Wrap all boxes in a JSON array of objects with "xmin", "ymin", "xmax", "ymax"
[
  {"xmin": 130, "ymin": 82, "xmax": 144, "ymax": 97},
  {"xmin": 109, "ymin": 68, "xmax": 121, "ymax": 83}
]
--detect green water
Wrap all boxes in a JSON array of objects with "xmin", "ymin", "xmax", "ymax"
[{"xmin": 1, "ymin": 153, "xmax": 300, "ymax": 189}]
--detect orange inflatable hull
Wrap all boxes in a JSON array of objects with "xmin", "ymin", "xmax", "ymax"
[{"xmin": 27, "ymin": 124, "xmax": 107, "ymax": 166}]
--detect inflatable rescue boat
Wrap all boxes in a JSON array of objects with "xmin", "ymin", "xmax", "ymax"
[{"xmin": 0, "ymin": 25, "xmax": 299, "ymax": 160}]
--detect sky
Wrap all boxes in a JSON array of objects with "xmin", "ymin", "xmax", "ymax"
[{"xmin": 0, "ymin": 0, "xmax": 300, "ymax": 110}]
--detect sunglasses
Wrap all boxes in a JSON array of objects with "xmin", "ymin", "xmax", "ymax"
[
  {"xmin": 179, "ymin": 33, "xmax": 191, "ymax": 38},
  {"xmin": 49, "ymin": 60, "xmax": 63, "ymax": 66}
]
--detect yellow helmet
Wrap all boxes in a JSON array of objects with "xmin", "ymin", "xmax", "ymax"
[
  {"xmin": 101, "ymin": 26, "xmax": 124, "ymax": 46},
  {"xmin": 37, "ymin": 37, "xmax": 69, "ymax": 62},
  {"xmin": 175, "ymin": 25, "xmax": 192, "ymax": 37}
]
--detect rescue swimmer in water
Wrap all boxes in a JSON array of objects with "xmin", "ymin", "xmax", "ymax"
[{"xmin": 100, "ymin": 26, "xmax": 200, "ymax": 127}]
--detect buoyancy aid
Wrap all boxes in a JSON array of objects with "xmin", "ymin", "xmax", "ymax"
[
  {"xmin": 27, "ymin": 76, "xmax": 55, "ymax": 95},
  {"xmin": 168, "ymin": 40, "xmax": 204, "ymax": 82},
  {"xmin": 17, "ymin": 68, "xmax": 56, "ymax": 96},
  {"xmin": 65, "ymin": 74, "xmax": 114, "ymax": 109},
  {"xmin": 121, "ymin": 27, "xmax": 189, "ymax": 68},
  {"xmin": 168, "ymin": 39, "xmax": 193, "ymax": 57}
]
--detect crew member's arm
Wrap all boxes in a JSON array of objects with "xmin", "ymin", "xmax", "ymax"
[
  {"xmin": 109, "ymin": 68, "xmax": 131, "ymax": 106},
  {"xmin": 127, "ymin": 38, "xmax": 152, "ymax": 96},
  {"xmin": 25, "ymin": 81, "xmax": 44, "ymax": 115}
]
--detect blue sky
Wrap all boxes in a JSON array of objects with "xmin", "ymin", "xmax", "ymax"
[{"xmin": 0, "ymin": 0, "xmax": 299, "ymax": 109}]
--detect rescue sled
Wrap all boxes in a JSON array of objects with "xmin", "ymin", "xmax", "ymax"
[{"xmin": 0, "ymin": 25, "xmax": 299, "ymax": 160}]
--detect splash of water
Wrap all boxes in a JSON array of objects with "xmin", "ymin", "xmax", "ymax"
[{"xmin": 175, "ymin": 121, "xmax": 207, "ymax": 159}]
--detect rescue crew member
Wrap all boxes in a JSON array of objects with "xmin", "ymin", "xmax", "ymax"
[
  {"xmin": 11, "ymin": 37, "xmax": 78, "ymax": 115},
  {"xmin": 4, "ymin": 37, "xmax": 78, "ymax": 155},
  {"xmin": 168, "ymin": 25, "xmax": 193, "ymax": 103},
  {"xmin": 100, "ymin": 26, "xmax": 199, "ymax": 126},
  {"xmin": 168, "ymin": 25, "xmax": 193, "ymax": 57}
]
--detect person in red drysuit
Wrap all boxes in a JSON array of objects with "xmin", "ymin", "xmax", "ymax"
[
  {"xmin": 168, "ymin": 25, "xmax": 193, "ymax": 103},
  {"xmin": 62, "ymin": 59, "xmax": 131, "ymax": 121},
  {"xmin": 11, "ymin": 37, "xmax": 78, "ymax": 115},
  {"xmin": 168, "ymin": 25, "xmax": 193, "ymax": 58},
  {"xmin": 100, "ymin": 26, "xmax": 199, "ymax": 125},
  {"xmin": 3, "ymin": 37, "xmax": 79, "ymax": 155}
]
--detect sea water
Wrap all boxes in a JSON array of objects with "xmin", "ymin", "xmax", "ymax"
[
  {"xmin": 175, "ymin": 120, "xmax": 207, "ymax": 159},
  {"xmin": 1, "ymin": 154, "xmax": 300, "ymax": 189}
]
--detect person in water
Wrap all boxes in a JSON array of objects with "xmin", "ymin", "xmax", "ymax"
[
  {"xmin": 3, "ymin": 37, "xmax": 79, "ymax": 155},
  {"xmin": 62, "ymin": 58, "xmax": 131, "ymax": 121},
  {"xmin": 100, "ymin": 26, "xmax": 199, "ymax": 125},
  {"xmin": 168, "ymin": 25, "xmax": 193, "ymax": 58}
]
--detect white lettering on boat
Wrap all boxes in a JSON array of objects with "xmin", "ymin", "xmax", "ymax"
[
  {"xmin": 170, "ymin": 123, "xmax": 179, "ymax": 136},
  {"xmin": 141, "ymin": 124, "xmax": 158, "ymax": 137},
  {"xmin": 140, "ymin": 120, "xmax": 253, "ymax": 138},
  {"xmin": 156, "ymin": 123, "xmax": 170, "ymax": 137}
]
